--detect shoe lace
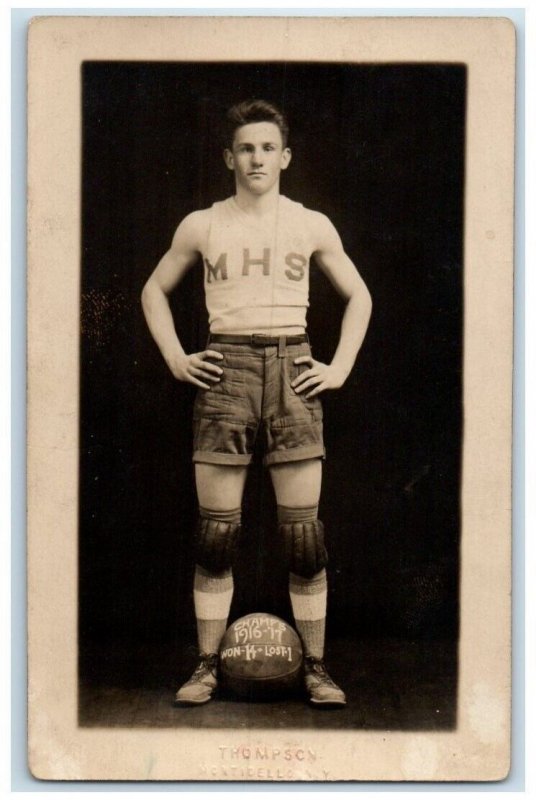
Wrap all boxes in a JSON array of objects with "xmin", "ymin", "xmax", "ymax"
[
  {"xmin": 305, "ymin": 656, "xmax": 337, "ymax": 686},
  {"xmin": 193, "ymin": 653, "xmax": 218, "ymax": 677}
]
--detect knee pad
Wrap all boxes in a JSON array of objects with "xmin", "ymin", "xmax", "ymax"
[
  {"xmin": 279, "ymin": 519, "xmax": 328, "ymax": 578},
  {"xmin": 195, "ymin": 517, "xmax": 241, "ymax": 574}
]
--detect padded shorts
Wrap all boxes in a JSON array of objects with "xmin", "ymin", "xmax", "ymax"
[{"xmin": 192, "ymin": 339, "xmax": 325, "ymax": 467}]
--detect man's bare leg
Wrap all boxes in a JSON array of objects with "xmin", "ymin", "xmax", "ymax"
[
  {"xmin": 193, "ymin": 463, "xmax": 247, "ymax": 657},
  {"xmin": 195, "ymin": 463, "xmax": 248, "ymax": 511},
  {"xmin": 269, "ymin": 458, "xmax": 322, "ymax": 507},
  {"xmin": 270, "ymin": 459, "xmax": 346, "ymax": 706},
  {"xmin": 270, "ymin": 459, "xmax": 324, "ymax": 657},
  {"xmin": 175, "ymin": 464, "xmax": 247, "ymax": 705}
]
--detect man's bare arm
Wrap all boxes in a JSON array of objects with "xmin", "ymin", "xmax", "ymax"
[
  {"xmin": 141, "ymin": 211, "xmax": 223, "ymax": 389},
  {"xmin": 292, "ymin": 212, "xmax": 372, "ymax": 398}
]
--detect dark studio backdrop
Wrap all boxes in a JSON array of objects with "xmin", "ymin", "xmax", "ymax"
[{"xmin": 79, "ymin": 62, "xmax": 465, "ymax": 727}]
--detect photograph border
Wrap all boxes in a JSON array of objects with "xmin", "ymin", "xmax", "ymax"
[{"xmin": 19, "ymin": 7, "xmax": 513, "ymax": 780}]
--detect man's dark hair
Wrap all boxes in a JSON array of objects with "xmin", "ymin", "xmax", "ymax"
[{"xmin": 225, "ymin": 99, "xmax": 289, "ymax": 148}]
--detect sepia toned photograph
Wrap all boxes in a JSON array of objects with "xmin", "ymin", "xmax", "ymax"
[
  {"xmin": 79, "ymin": 60, "xmax": 463, "ymax": 732},
  {"xmin": 27, "ymin": 16, "xmax": 514, "ymax": 781}
]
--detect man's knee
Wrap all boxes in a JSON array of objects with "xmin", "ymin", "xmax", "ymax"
[
  {"xmin": 277, "ymin": 504, "xmax": 328, "ymax": 578},
  {"xmin": 195, "ymin": 508, "xmax": 242, "ymax": 574}
]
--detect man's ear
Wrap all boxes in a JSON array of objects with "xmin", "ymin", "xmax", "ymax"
[
  {"xmin": 280, "ymin": 147, "xmax": 292, "ymax": 170},
  {"xmin": 223, "ymin": 149, "xmax": 234, "ymax": 171}
]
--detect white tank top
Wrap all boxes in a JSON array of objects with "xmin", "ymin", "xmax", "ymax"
[{"xmin": 201, "ymin": 195, "xmax": 314, "ymax": 333}]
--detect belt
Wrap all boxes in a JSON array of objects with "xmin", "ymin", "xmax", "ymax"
[{"xmin": 208, "ymin": 333, "xmax": 308, "ymax": 347}]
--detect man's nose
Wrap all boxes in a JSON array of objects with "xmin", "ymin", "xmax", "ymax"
[{"xmin": 251, "ymin": 149, "xmax": 264, "ymax": 165}]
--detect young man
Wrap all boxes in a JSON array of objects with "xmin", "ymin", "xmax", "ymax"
[{"xmin": 141, "ymin": 99, "xmax": 372, "ymax": 707}]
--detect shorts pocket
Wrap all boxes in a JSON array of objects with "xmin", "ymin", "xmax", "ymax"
[
  {"xmin": 285, "ymin": 351, "xmax": 323, "ymax": 419},
  {"xmin": 206, "ymin": 366, "xmax": 244, "ymax": 395},
  {"xmin": 193, "ymin": 352, "xmax": 247, "ymax": 421}
]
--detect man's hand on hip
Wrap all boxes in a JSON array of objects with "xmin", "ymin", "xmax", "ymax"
[
  {"xmin": 166, "ymin": 350, "xmax": 224, "ymax": 389},
  {"xmin": 291, "ymin": 356, "xmax": 348, "ymax": 398}
]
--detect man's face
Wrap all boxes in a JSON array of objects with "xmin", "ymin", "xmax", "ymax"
[{"xmin": 224, "ymin": 122, "xmax": 291, "ymax": 195}]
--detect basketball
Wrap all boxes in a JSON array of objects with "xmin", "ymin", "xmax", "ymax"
[{"xmin": 219, "ymin": 613, "xmax": 303, "ymax": 700}]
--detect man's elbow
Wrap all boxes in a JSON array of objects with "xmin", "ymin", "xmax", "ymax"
[
  {"xmin": 141, "ymin": 278, "xmax": 157, "ymax": 313},
  {"xmin": 141, "ymin": 281, "xmax": 149, "ymax": 310},
  {"xmin": 362, "ymin": 285, "xmax": 372, "ymax": 316},
  {"xmin": 350, "ymin": 280, "xmax": 372, "ymax": 316}
]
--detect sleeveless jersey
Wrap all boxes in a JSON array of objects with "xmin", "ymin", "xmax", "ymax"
[{"xmin": 201, "ymin": 195, "xmax": 315, "ymax": 333}]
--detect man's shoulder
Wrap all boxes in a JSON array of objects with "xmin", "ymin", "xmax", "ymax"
[
  {"xmin": 306, "ymin": 208, "xmax": 335, "ymax": 229},
  {"xmin": 181, "ymin": 206, "xmax": 212, "ymax": 224},
  {"xmin": 187, "ymin": 198, "xmax": 234, "ymax": 223},
  {"xmin": 281, "ymin": 198, "xmax": 338, "ymax": 247},
  {"xmin": 177, "ymin": 206, "xmax": 214, "ymax": 235},
  {"xmin": 281, "ymin": 196, "xmax": 333, "ymax": 226},
  {"xmin": 171, "ymin": 207, "xmax": 212, "ymax": 252},
  {"xmin": 280, "ymin": 195, "xmax": 308, "ymax": 214}
]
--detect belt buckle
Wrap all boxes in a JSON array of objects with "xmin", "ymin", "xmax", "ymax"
[{"xmin": 251, "ymin": 334, "xmax": 267, "ymax": 347}]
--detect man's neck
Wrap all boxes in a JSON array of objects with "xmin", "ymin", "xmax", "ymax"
[{"xmin": 233, "ymin": 185, "xmax": 281, "ymax": 218}]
